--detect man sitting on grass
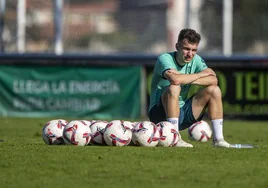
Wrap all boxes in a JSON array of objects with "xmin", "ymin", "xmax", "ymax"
[{"xmin": 148, "ymin": 28, "xmax": 230, "ymax": 148}]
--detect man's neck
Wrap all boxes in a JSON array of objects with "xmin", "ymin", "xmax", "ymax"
[{"xmin": 174, "ymin": 52, "xmax": 186, "ymax": 66}]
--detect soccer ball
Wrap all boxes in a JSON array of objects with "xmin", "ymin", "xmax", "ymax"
[
  {"xmin": 132, "ymin": 121, "xmax": 160, "ymax": 147},
  {"xmin": 123, "ymin": 121, "xmax": 135, "ymax": 131},
  {"xmin": 63, "ymin": 120, "xmax": 92, "ymax": 146},
  {"xmin": 80, "ymin": 120, "xmax": 93, "ymax": 127},
  {"xmin": 156, "ymin": 121, "xmax": 179, "ymax": 147},
  {"xmin": 42, "ymin": 119, "xmax": 68, "ymax": 145},
  {"xmin": 103, "ymin": 120, "xmax": 132, "ymax": 146},
  {"xmin": 123, "ymin": 121, "xmax": 136, "ymax": 146},
  {"xmin": 80, "ymin": 120, "xmax": 97, "ymax": 128},
  {"xmin": 89, "ymin": 121, "xmax": 108, "ymax": 145},
  {"xmin": 188, "ymin": 120, "xmax": 212, "ymax": 142}
]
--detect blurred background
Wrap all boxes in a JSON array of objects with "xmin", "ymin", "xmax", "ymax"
[{"xmin": 1, "ymin": 0, "xmax": 268, "ymax": 56}]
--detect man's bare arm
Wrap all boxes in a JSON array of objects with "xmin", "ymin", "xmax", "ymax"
[
  {"xmin": 201, "ymin": 68, "xmax": 216, "ymax": 76},
  {"xmin": 191, "ymin": 68, "xmax": 218, "ymax": 86},
  {"xmin": 164, "ymin": 69, "xmax": 213, "ymax": 85},
  {"xmin": 192, "ymin": 75, "xmax": 218, "ymax": 86}
]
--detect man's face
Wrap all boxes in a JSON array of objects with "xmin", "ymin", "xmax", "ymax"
[{"xmin": 176, "ymin": 39, "xmax": 199, "ymax": 63}]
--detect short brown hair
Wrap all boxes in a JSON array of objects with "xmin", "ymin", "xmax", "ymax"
[{"xmin": 178, "ymin": 28, "xmax": 201, "ymax": 44}]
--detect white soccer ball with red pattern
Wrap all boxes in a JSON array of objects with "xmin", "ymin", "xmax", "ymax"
[
  {"xmin": 63, "ymin": 120, "xmax": 92, "ymax": 146},
  {"xmin": 42, "ymin": 119, "xmax": 68, "ymax": 145},
  {"xmin": 188, "ymin": 120, "xmax": 212, "ymax": 142},
  {"xmin": 89, "ymin": 121, "xmax": 108, "ymax": 145},
  {"xmin": 124, "ymin": 121, "xmax": 137, "ymax": 146},
  {"xmin": 80, "ymin": 120, "xmax": 94, "ymax": 127},
  {"xmin": 123, "ymin": 121, "xmax": 135, "ymax": 131},
  {"xmin": 103, "ymin": 120, "xmax": 132, "ymax": 146},
  {"xmin": 132, "ymin": 121, "xmax": 160, "ymax": 147},
  {"xmin": 156, "ymin": 121, "xmax": 179, "ymax": 147}
]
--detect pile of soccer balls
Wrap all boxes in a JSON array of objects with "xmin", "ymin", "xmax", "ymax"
[{"xmin": 42, "ymin": 119, "xmax": 212, "ymax": 147}]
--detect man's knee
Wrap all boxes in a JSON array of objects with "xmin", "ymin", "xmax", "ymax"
[
  {"xmin": 162, "ymin": 85, "xmax": 181, "ymax": 99},
  {"xmin": 205, "ymin": 85, "xmax": 222, "ymax": 98}
]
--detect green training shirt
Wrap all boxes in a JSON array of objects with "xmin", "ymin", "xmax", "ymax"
[{"xmin": 148, "ymin": 51, "xmax": 208, "ymax": 112}]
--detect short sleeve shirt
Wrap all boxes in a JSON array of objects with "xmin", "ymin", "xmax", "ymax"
[{"xmin": 148, "ymin": 52, "xmax": 208, "ymax": 112}]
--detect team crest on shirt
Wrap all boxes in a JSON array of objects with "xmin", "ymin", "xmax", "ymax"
[{"xmin": 187, "ymin": 66, "xmax": 191, "ymax": 74}]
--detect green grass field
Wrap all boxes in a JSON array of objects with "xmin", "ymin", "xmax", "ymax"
[{"xmin": 0, "ymin": 118, "xmax": 268, "ymax": 188}]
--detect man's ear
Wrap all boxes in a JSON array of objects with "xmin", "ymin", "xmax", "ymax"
[{"xmin": 175, "ymin": 42, "xmax": 180, "ymax": 50}]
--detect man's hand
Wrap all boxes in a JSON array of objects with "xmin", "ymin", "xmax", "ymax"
[
  {"xmin": 193, "ymin": 68, "xmax": 218, "ymax": 86},
  {"xmin": 203, "ymin": 68, "xmax": 216, "ymax": 76},
  {"xmin": 198, "ymin": 68, "xmax": 216, "ymax": 78}
]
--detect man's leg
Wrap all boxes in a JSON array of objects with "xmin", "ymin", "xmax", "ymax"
[
  {"xmin": 148, "ymin": 104, "xmax": 166, "ymax": 125},
  {"xmin": 192, "ymin": 85, "xmax": 230, "ymax": 147},
  {"xmin": 162, "ymin": 85, "xmax": 193, "ymax": 147},
  {"xmin": 161, "ymin": 85, "xmax": 180, "ymax": 130}
]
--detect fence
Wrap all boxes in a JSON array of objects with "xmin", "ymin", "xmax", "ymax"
[{"xmin": 2, "ymin": 0, "xmax": 268, "ymax": 56}]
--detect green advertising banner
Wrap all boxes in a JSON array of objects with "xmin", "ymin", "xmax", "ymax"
[
  {"xmin": 0, "ymin": 65, "xmax": 142, "ymax": 119},
  {"xmin": 215, "ymin": 69, "xmax": 268, "ymax": 117}
]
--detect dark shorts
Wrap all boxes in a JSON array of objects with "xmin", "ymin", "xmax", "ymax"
[{"xmin": 148, "ymin": 96, "xmax": 205, "ymax": 130}]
